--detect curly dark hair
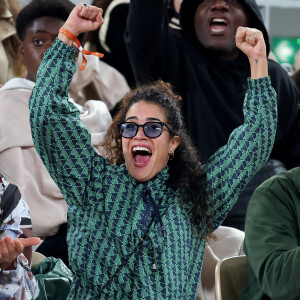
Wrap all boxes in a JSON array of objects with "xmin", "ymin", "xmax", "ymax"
[
  {"xmin": 16, "ymin": 0, "xmax": 74, "ymax": 41},
  {"xmin": 101, "ymin": 80, "xmax": 212, "ymax": 236}
]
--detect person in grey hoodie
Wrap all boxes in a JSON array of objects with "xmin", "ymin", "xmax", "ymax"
[{"xmin": 125, "ymin": 0, "xmax": 300, "ymax": 230}]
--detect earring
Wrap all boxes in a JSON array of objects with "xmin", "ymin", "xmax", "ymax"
[{"xmin": 168, "ymin": 151, "xmax": 174, "ymax": 161}]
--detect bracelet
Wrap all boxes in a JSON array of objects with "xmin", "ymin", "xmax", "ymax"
[{"xmin": 59, "ymin": 27, "xmax": 104, "ymax": 71}]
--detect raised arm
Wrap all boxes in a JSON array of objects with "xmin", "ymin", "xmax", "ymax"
[
  {"xmin": 125, "ymin": 0, "xmax": 172, "ymax": 82},
  {"xmin": 235, "ymin": 26, "xmax": 268, "ymax": 79},
  {"xmin": 203, "ymin": 27, "xmax": 277, "ymax": 228},
  {"xmin": 29, "ymin": 4, "xmax": 105, "ymax": 206}
]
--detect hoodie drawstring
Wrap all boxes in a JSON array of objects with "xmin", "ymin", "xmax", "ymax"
[{"xmin": 143, "ymin": 187, "xmax": 166, "ymax": 239}]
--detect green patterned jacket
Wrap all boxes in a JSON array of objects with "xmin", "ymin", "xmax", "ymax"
[{"xmin": 29, "ymin": 39, "xmax": 277, "ymax": 300}]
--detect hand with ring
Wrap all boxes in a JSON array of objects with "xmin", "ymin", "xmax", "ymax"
[{"xmin": 59, "ymin": 3, "xmax": 104, "ymax": 38}]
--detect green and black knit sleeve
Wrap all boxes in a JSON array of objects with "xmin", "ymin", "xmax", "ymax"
[
  {"xmin": 29, "ymin": 39, "xmax": 101, "ymax": 206},
  {"xmin": 203, "ymin": 77, "xmax": 277, "ymax": 229}
]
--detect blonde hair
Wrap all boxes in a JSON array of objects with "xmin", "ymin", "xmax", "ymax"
[{"xmin": 0, "ymin": 0, "xmax": 26, "ymax": 82}]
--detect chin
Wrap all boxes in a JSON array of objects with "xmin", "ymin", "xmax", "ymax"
[
  {"xmin": 129, "ymin": 165, "xmax": 158, "ymax": 182},
  {"xmin": 131, "ymin": 172, "xmax": 150, "ymax": 182},
  {"xmin": 127, "ymin": 165, "xmax": 148, "ymax": 182}
]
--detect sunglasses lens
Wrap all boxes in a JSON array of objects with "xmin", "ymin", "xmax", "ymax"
[
  {"xmin": 144, "ymin": 122, "xmax": 163, "ymax": 138},
  {"xmin": 120, "ymin": 123, "xmax": 137, "ymax": 138}
]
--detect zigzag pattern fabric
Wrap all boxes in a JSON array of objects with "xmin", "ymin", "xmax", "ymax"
[{"xmin": 29, "ymin": 39, "xmax": 277, "ymax": 299}]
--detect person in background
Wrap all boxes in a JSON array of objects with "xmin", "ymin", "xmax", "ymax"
[
  {"xmin": 125, "ymin": 0, "xmax": 300, "ymax": 231},
  {"xmin": 83, "ymin": 0, "xmax": 182, "ymax": 88},
  {"xmin": 0, "ymin": 0, "xmax": 113, "ymax": 267},
  {"xmin": 0, "ymin": 175, "xmax": 40, "ymax": 300},
  {"xmin": 241, "ymin": 164, "xmax": 300, "ymax": 300},
  {"xmin": 0, "ymin": 0, "xmax": 26, "ymax": 85},
  {"xmin": 29, "ymin": 4, "xmax": 276, "ymax": 298},
  {"xmin": 16, "ymin": 0, "xmax": 129, "ymax": 111}
]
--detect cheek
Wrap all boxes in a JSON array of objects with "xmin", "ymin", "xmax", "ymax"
[
  {"xmin": 194, "ymin": 12, "xmax": 206, "ymax": 38},
  {"xmin": 236, "ymin": 9, "xmax": 249, "ymax": 27},
  {"xmin": 121, "ymin": 140, "xmax": 130, "ymax": 158},
  {"xmin": 26, "ymin": 51, "xmax": 43, "ymax": 71},
  {"xmin": 156, "ymin": 141, "xmax": 171, "ymax": 161}
]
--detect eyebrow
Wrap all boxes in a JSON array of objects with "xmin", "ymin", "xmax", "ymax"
[
  {"xmin": 30, "ymin": 29, "xmax": 50, "ymax": 34},
  {"xmin": 125, "ymin": 116, "xmax": 162, "ymax": 122}
]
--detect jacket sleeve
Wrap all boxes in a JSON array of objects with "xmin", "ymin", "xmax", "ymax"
[
  {"xmin": 125, "ymin": 0, "xmax": 172, "ymax": 82},
  {"xmin": 244, "ymin": 172, "xmax": 300, "ymax": 300},
  {"xmin": 29, "ymin": 39, "xmax": 103, "ymax": 206},
  {"xmin": 203, "ymin": 77, "xmax": 277, "ymax": 229}
]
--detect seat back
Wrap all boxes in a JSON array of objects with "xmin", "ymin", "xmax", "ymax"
[
  {"xmin": 31, "ymin": 251, "xmax": 46, "ymax": 267},
  {"xmin": 215, "ymin": 255, "xmax": 248, "ymax": 300}
]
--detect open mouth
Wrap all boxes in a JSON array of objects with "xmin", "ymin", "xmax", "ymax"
[
  {"xmin": 132, "ymin": 146, "xmax": 152, "ymax": 166},
  {"xmin": 209, "ymin": 17, "xmax": 228, "ymax": 33}
]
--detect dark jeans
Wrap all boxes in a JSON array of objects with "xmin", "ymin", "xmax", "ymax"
[
  {"xmin": 36, "ymin": 223, "xmax": 69, "ymax": 268},
  {"xmin": 222, "ymin": 160, "xmax": 287, "ymax": 231}
]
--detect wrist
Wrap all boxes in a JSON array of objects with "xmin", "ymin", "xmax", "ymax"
[
  {"xmin": 57, "ymin": 26, "xmax": 81, "ymax": 47},
  {"xmin": 58, "ymin": 27, "xmax": 104, "ymax": 71},
  {"xmin": 58, "ymin": 32, "xmax": 74, "ymax": 47},
  {"xmin": 249, "ymin": 57, "xmax": 268, "ymax": 79}
]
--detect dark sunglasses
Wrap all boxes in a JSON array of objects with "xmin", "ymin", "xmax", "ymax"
[{"xmin": 118, "ymin": 121, "xmax": 174, "ymax": 138}]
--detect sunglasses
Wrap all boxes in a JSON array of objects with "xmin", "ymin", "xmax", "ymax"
[{"xmin": 119, "ymin": 121, "xmax": 174, "ymax": 138}]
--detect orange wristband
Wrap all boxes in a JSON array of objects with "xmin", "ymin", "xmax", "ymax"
[{"xmin": 59, "ymin": 27, "xmax": 104, "ymax": 71}]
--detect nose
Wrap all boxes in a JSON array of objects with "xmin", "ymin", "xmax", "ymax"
[
  {"xmin": 134, "ymin": 126, "xmax": 147, "ymax": 139},
  {"xmin": 210, "ymin": 0, "xmax": 229, "ymax": 11}
]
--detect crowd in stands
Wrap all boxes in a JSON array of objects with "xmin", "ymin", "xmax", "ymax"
[{"xmin": 0, "ymin": 0, "xmax": 299, "ymax": 299}]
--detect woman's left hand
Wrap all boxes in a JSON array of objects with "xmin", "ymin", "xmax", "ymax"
[{"xmin": 235, "ymin": 26, "xmax": 268, "ymax": 79}]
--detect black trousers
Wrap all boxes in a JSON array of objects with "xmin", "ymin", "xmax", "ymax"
[{"xmin": 36, "ymin": 223, "xmax": 69, "ymax": 268}]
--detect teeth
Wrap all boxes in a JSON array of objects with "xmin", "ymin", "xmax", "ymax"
[
  {"xmin": 212, "ymin": 18, "xmax": 226, "ymax": 23},
  {"xmin": 211, "ymin": 28, "xmax": 224, "ymax": 32},
  {"xmin": 133, "ymin": 146, "xmax": 151, "ymax": 153}
]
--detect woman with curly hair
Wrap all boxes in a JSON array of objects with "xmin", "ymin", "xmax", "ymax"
[
  {"xmin": 102, "ymin": 80, "xmax": 211, "ymax": 234},
  {"xmin": 28, "ymin": 4, "xmax": 277, "ymax": 300}
]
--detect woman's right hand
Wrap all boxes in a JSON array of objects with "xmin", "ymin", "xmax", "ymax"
[{"xmin": 60, "ymin": 3, "xmax": 104, "ymax": 38}]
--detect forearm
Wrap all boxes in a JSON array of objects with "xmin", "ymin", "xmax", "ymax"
[
  {"xmin": 29, "ymin": 39, "xmax": 93, "ymax": 204},
  {"xmin": 204, "ymin": 77, "xmax": 277, "ymax": 227},
  {"xmin": 29, "ymin": 39, "xmax": 78, "ymax": 122},
  {"xmin": 249, "ymin": 56, "xmax": 268, "ymax": 79},
  {"xmin": 58, "ymin": 31, "xmax": 74, "ymax": 47},
  {"xmin": 126, "ymin": 0, "xmax": 171, "ymax": 81}
]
